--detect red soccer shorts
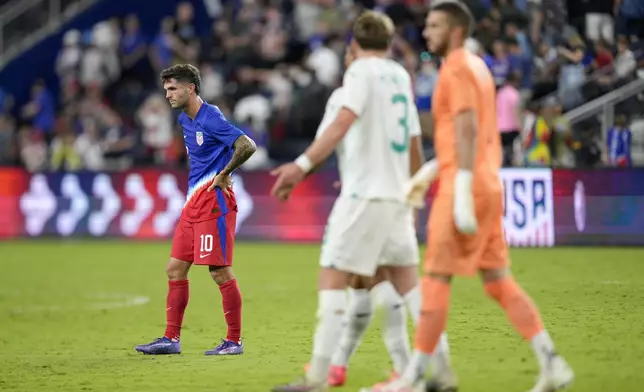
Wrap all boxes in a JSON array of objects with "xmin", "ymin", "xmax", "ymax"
[{"xmin": 170, "ymin": 211, "xmax": 237, "ymax": 266}]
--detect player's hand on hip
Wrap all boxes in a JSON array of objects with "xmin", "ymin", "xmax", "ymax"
[
  {"xmin": 208, "ymin": 173, "xmax": 232, "ymax": 196},
  {"xmin": 270, "ymin": 163, "xmax": 305, "ymax": 199},
  {"xmin": 453, "ymin": 170, "xmax": 478, "ymax": 235}
]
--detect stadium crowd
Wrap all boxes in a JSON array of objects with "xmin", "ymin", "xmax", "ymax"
[{"xmin": 0, "ymin": 0, "xmax": 643, "ymax": 172}]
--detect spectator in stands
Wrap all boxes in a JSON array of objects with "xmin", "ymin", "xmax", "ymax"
[
  {"xmin": 91, "ymin": 21, "xmax": 121, "ymax": 86},
  {"xmin": 585, "ymin": 0, "xmax": 616, "ymax": 44},
  {"xmin": 75, "ymin": 116, "xmax": 105, "ymax": 171},
  {"xmin": 0, "ymin": 114, "xmax": 16, "ymax": 165},
  {"xmin": 527, "ymin": 0, "xmax": 543, "ymax": 44},
  {"xmin": 542, "ymin": 0, "xmax": 567, "ymax": 43},
  {"xmin": 21, "ymin": 79, "xmax": 55, "ymax": 143},
  {"xmin": 550, "ymin": 101, "xmax": 575, "ymax": 167},
  {"xmin": 614, "ymin": 35, "xmax": 637, "ymax": 80},
  {"xmin": 523, "ymin": 98, "xmax": 554, "ymax": 167},
  {"xmin": 505, "ymin": 21, "xmax": 531, "ymax": 58},
  {"xmin": 590, "ymin": 39, "xmax": 614, "ymax": 71},
  {"xmin": 486, "ymin": 38, "xmax": 512, "ymax": 87},
  {"xmin": 615, "ymin": 0, "xmax": 644, "ymax": 40},
  {"xmin": 149, "ymin": 17, "xmax": 177, "ymax": 75},
  {"xmin": 506, "ymin": 37, "xmax": 532, "ymax": 98},
  {"xmin": 306, "ymin": 36, "xmax": 341, "ymax": 88},
  {"xmin": 497, "ymin": 72, "xmax": 522, "ymax": 166},
  {"xmin": 200, "ymin": 20, "xmax": 227, "ymax": 66},
  {"xmin": 606, "ymin": 114, "xmax": 633, "ymax": 167},
  {"xmin": 175, "ymin": 2, "xmax": 196, "ymax": 44},
  {"xmin": 50, "ymin": 130, "xmax": 82, "ymax": 171},
  {"xmin": 18, "ymin": 126, "xmax": 47, "ymax": 172},
  {"xmin": 415, "ymin": 55, "xmax": 439, "ymax": 139},
  {"xmin": 120, "ymin": 14, "xmax": 148, "ymax": 82},
  {"xmin": 557, "ymin": 34, "xmax": 586, "ymax": 109},
  {"xmin": 56, "ymin": 30, "xmax": 82, "ymax": 100},
  {"xmin": 199, "ymin": 62, "xmax": 224, "ymax": 102},
  {"xmin": 136, "ymin": 94, "xmax": 174, "ymax": 165},
  {"xmin": 260, "ymin": 6, "xmax": 290, "ymax": 65}
]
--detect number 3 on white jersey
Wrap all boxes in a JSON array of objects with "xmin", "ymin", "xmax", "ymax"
[{"xmin": 390, "ymin": 94, "xmax": 410, "ymax": 153}]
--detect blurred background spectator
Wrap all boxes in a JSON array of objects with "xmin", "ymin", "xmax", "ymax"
[{"xmin": 1, "ymin": 0, "xmax": 644, "ymax": 173}]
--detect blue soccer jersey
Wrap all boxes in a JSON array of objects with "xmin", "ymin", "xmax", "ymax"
[{"xmin": 179, "ymin": 102, "xmax": 245, "ymax": 220}]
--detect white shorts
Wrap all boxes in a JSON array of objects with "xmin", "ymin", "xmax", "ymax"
[{"xmin": 319, "ymin": 196, "xmax": 419, "ymax": 277}]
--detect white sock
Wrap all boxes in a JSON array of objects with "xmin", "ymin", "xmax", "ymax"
[
  {"xmin": 402, "ymin": 349, "xmax": 433, "ymax": 384},
  {"xmin": 403, "ymin": 284, "xmax": 421, "ymax": 323},
  {"xmin": 404, "ymin": 284, "xmax": 451, "ymax": 373},
  {"xmin": 309, "ymin": 290, "xmax": 348, "ymax": 383},
  {"xmin": 433, "ymin": 333, "xmax": 452, "ymax": 374},
  {"xmin": 531, "ymin": 330, "xmax": 556, "ymax": 371},
  {"xmin": 330, "ymin": 288, "xmax": 373, "ymax": 367},
  {"xmin": 371, "ymin": 281, "xmax": 411, "ymax": 375}
]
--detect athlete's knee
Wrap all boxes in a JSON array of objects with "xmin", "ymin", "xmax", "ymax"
[
  {"xmin": 481, "ymin": 268, "xmax": 514, "ymax": 301},
  {"xmin": 419, "ymin": 273, "xmax": 452, "ymax": 312},
  {"xmin": 318, "ymin": 267, "xmax": 352, "ymax": 290},
  {"xmin": 371, "ymin": 280, "xmax": 404, "ymax": 309},
  {"xmin": 209, "ymin": 265, "xmax": 234, "ymax": 285},
  {"xmin": 166, "ymin": 258, "xmax": 191, "ymax": 280},
  {"xmin": 480, "ymin": 267, "xmax": 511, "ymax": 284},
  {"xmin": 347, "ymin": 288, "xmax": 373, "ymax": 323},
  {"xmin": 385, "ymin": 266, "xmax": 419, "ymax": 296}
]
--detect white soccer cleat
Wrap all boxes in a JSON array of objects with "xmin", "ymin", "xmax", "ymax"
[{"xmin": 528, "ymin": 355, "xmax": 574, "ymax": 392}]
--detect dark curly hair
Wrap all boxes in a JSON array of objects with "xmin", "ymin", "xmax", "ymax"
[{"xmin": 160, "ymin": 64, "xmax": 201, "ymax": 95}]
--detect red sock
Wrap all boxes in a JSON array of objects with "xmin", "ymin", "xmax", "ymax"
[
  {"xmin": 219, "ymin": 279, "xmax": 242, "ymax": 342},
  {"xmin": 164, "ymin": 279, "xmax": 189, "ymax": 340}
]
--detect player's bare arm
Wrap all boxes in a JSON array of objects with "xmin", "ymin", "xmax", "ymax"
[
  {"xmin": 208, "ymin": 135, "xmax": 256, "ymax": 194},
  {"xmin": 455, "ymin": 109, "xmax": 477, "ymax": 171},
  {"xmin": 454, "ymin": 107, "xmax": 478, "ymax": 234},
  {"xmin": 303, "ymin": 108, "xmax": 356, "ymax": 165},
  {"xmin": 221, "ymin": 135, "xmax": 257, "ymax": 175},
  {"xmin": 270, "ymin": 108, "xmax": 356, "ymax": 199}
]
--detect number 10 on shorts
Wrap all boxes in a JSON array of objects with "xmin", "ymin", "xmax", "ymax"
[{"xmin": 200, "ymin": 234, "xmax": 214, "ymax": 253}]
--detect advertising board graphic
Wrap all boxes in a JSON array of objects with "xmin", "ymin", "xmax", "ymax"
[{"xmin": 1, "ymin": 168, "xmax": 643, "ymax": 246}]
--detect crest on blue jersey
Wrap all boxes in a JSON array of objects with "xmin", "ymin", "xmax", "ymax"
[{"xmin": 196, "ymin": 131, "xmax": 204, "ymax": 146}]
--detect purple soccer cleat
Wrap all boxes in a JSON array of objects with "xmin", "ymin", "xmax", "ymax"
[
  {"xmin": 135, "ymin": 337, "xmax": 181, "ymax": 355},
  {"xmin": 204, "ymin": 339, "xmax": 244, "ymax": 355}
]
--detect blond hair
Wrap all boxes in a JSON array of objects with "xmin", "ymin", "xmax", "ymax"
[{"xmin": 352, "ymin": 11, "xmax": 395, "ymax": 51}]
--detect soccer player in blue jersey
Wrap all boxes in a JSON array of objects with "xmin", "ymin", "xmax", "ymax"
[{"xmin": 135, "ymin": 64, "xmax": 256, "ymax": 356}]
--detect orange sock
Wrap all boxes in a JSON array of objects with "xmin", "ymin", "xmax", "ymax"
[
  {"xmin": 484, "ymin": 277, "xmax": 544, "ymax": 340},
  {"xmin": 414, "ymin": 276, "xmax": 451, "ymax": 354}
]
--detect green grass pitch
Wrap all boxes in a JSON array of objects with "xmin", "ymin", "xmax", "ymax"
[{"xmin": 1, "ymin": 241, "xmax": 644, "ymax": 391}]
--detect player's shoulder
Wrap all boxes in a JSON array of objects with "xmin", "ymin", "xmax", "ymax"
[
  {"xmin": 203, "ymin": 102, "xmax": 224, "ymax": 118},
  {"xmin": 345, "ymin": 57, "xmax": 376, "ymax": 79},
  {"xmin": 201, "ymin": 102, "xmax": 228, "ymax": 125},
  {"xmin": 443, "ymin": 50, "xmax": 491, "ymax": 82},
  {"xmin": 328, "ymin": 87, "xmax": 345, "ymax": 104},
  {"xmin": 178, "ymin": 111, "xmax": 190, "ymax": 126},
  {"xmin": 387, "ymin": 59, "xmax": 412, "ymax": 82},
  {"xmin": 323, "ymin": 87, "xmax": 344, "ymax": 115}
]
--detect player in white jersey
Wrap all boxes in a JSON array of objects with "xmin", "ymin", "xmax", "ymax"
[{"xmin": 270, "ymin": 11, "xmax": 451, "ymax": 392}]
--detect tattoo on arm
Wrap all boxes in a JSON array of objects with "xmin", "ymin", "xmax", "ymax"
[{"xmin": 221, "ymin": 135, "xmax": 257, "ymax": 175}]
